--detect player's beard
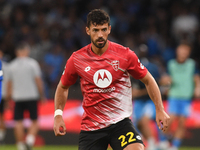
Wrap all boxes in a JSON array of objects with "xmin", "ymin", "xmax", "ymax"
[{"xmin": 92, "ymin": 37, "xmax": 107, "ymax": 48}]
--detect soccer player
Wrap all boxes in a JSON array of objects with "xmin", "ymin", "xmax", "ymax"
[
  {"xmin": 160, "ymin": 42, "xmax": 200, "ymax": 150},
  {"xmin": 53, "ymin": 9, "xmax": 170, "ymax": 150},
  {"xmin": 6, "ymin": 42, "xmax": 46, "ymax": 150}
]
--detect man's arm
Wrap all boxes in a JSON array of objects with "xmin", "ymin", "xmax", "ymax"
[
  {"xmin": 194, "ymin": 74, "xmax": 200, "ymax": 98},
  {"xmin": 139, "ymin": 71, "xmax": 170, "ymax": 132},
  {"xmin": 6, "ymin": 80, "xmax": 12, "ymax": 100},
  {"xmin": 53, "ymin": 80, "xmax": 70, "ymax": 136},
  {"xmin": 4, "ymin": 80, "xmax": 12, "ymax": 110},
  {"xmin": 35, "ymin": 77, "xmax": 46, "ymax": 102}
]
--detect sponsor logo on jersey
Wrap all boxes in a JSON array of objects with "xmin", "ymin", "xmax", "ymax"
[
  {"xmin": 111, "ymin": 60, "xmax": 119, "ymax": 71},
  {"xmin": 93, "ymin": 69, "xmax": 112, "ymax": 88},
  {"xmin": 136, "ymin": 135, "xmax": 141, "ymax": 140},
  {"xmin": 84, "ymin": 66, "xmax": 91, "ymax": 72},
  {"xmin": 93, "ymin": 87, "xmax": 115, "ymax": 93}
]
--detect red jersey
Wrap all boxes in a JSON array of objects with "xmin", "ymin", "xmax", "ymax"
[{"xmin": 61, "ymin": 41, "xmax": 147, "ymax": 131}]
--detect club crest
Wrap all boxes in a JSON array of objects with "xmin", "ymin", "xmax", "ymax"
[{"xmin": 111, "ymin": 60, "xmax": 119, "ymax": 71}]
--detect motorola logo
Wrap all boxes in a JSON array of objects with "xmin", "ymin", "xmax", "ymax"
[{"xmin": 93, "ymin": 69, "xmax": 112, "ymax": 88}]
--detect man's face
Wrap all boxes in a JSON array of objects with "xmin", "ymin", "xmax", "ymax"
[
  {"xmin": 176, "ymin": 45, "xmax": 191, "ymax": 63},
  {"xmin": 16, "ymin": 46, "xmax": 30, "ymax": 56},
  {"xmin": 86, "ymin": 23, "xmax": 111, "ymax": 48}
]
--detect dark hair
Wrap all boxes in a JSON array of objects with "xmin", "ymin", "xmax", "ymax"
[
  {"xmin": 178, "ymin": 40, "xmax": 192, "ymax": 50},
  {"xmin": 87, "ymin": 9, "xmax": 110, "ymax": 28},
  {"xmin": 15, "ymin": 41, "xmax": 30, "ymax": 51}
]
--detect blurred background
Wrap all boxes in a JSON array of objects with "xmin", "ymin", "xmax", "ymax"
[{"xmin": 0, "ymin": 0, "xmax": 200, "ymax": 149}]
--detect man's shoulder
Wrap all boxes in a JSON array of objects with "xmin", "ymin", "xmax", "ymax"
[
  {"xmin": 110, "ymin": 41, "xmax": 128, "ymax": 51},
  {"xmin": 22, "ymin": 57, "xmax": 40, "ymax": 67},
  {"xmin": 168, "ymin": 59, "xmax": 176, "ymax": 65},
  {"xmin": 109, "ymin": 41, "xmax": 131, "ymax": 58},
  {"xmin": 10, "ymin": 57, "xmax": 39, "ymax": 68},
  {"xmin": 9, "ymin": 58, "xmax": 18, "ymax": 66},
  {"xmin": 28, "ymin": 57, "xmax": 38, "ymax": 63},
  {"xmin": 73, "ymin": 44, "xmax": 90, "ymax": 56},
  {"xmin": 187, "ymin": 58, "xmax": 195, "ymax": 64}
]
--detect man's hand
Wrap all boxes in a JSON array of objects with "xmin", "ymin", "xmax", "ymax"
[
  {"xmin": 156, "ymin": 109, "xmax": 170, "ymax": 133},
  {"xmin": 53, "ymin": 115, "xmax": 67, "ymax": 136}
]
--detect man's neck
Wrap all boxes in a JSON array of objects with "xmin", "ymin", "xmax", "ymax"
[
  {"xmin": 17, "ymin": 54, "xmax": 28, "ymax": 58},
  {"xmin": 91, "ymin": 41, "xmax": 109, "ymax": 56}
]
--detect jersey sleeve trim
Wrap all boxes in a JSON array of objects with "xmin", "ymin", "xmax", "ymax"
[
  {"xmin": 126, "ymin": 48, "xmax": 148, "ymax": 79},
  {"xmin": 61, "ymin": 53, "xmax": 78, "ymax": 86}
]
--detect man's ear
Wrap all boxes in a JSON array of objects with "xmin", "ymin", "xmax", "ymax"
[
  {"xmin": 86, "ymin": 27, "xmax": 90, "ymax": 35},
  {"xmin": 108, "ymin": 25, "xmax": 111, "ymax": 34}
]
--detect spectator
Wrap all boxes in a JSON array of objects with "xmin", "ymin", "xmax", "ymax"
[
  {"xmin": 6, "ymin": 42, "xmax": 46, "ymax": 150},
  {"xmin": 160, "ymin": 41, "xmax": 200, "ymax": 150}
]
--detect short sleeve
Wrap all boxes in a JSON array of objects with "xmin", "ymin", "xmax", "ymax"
[
  {"xmin": 127, "ymin": 49, "xmax": 148, "ymax": 79},
  {"xmin": 61, "ymin": 54, "xmax": 78, "ymax": 86},
  {"xmin": 32, "ymin": 60, "xmax": 42, "ymax": 77}
]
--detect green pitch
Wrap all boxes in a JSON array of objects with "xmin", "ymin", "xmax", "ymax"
[{"xmin": 0, "ymin": 145, "xmax": 200, "ymax": 150}]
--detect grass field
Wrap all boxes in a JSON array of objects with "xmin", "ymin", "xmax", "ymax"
[{"xmin": 0, "ymin": 145, "xmax": 200, "ymax": 150}]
